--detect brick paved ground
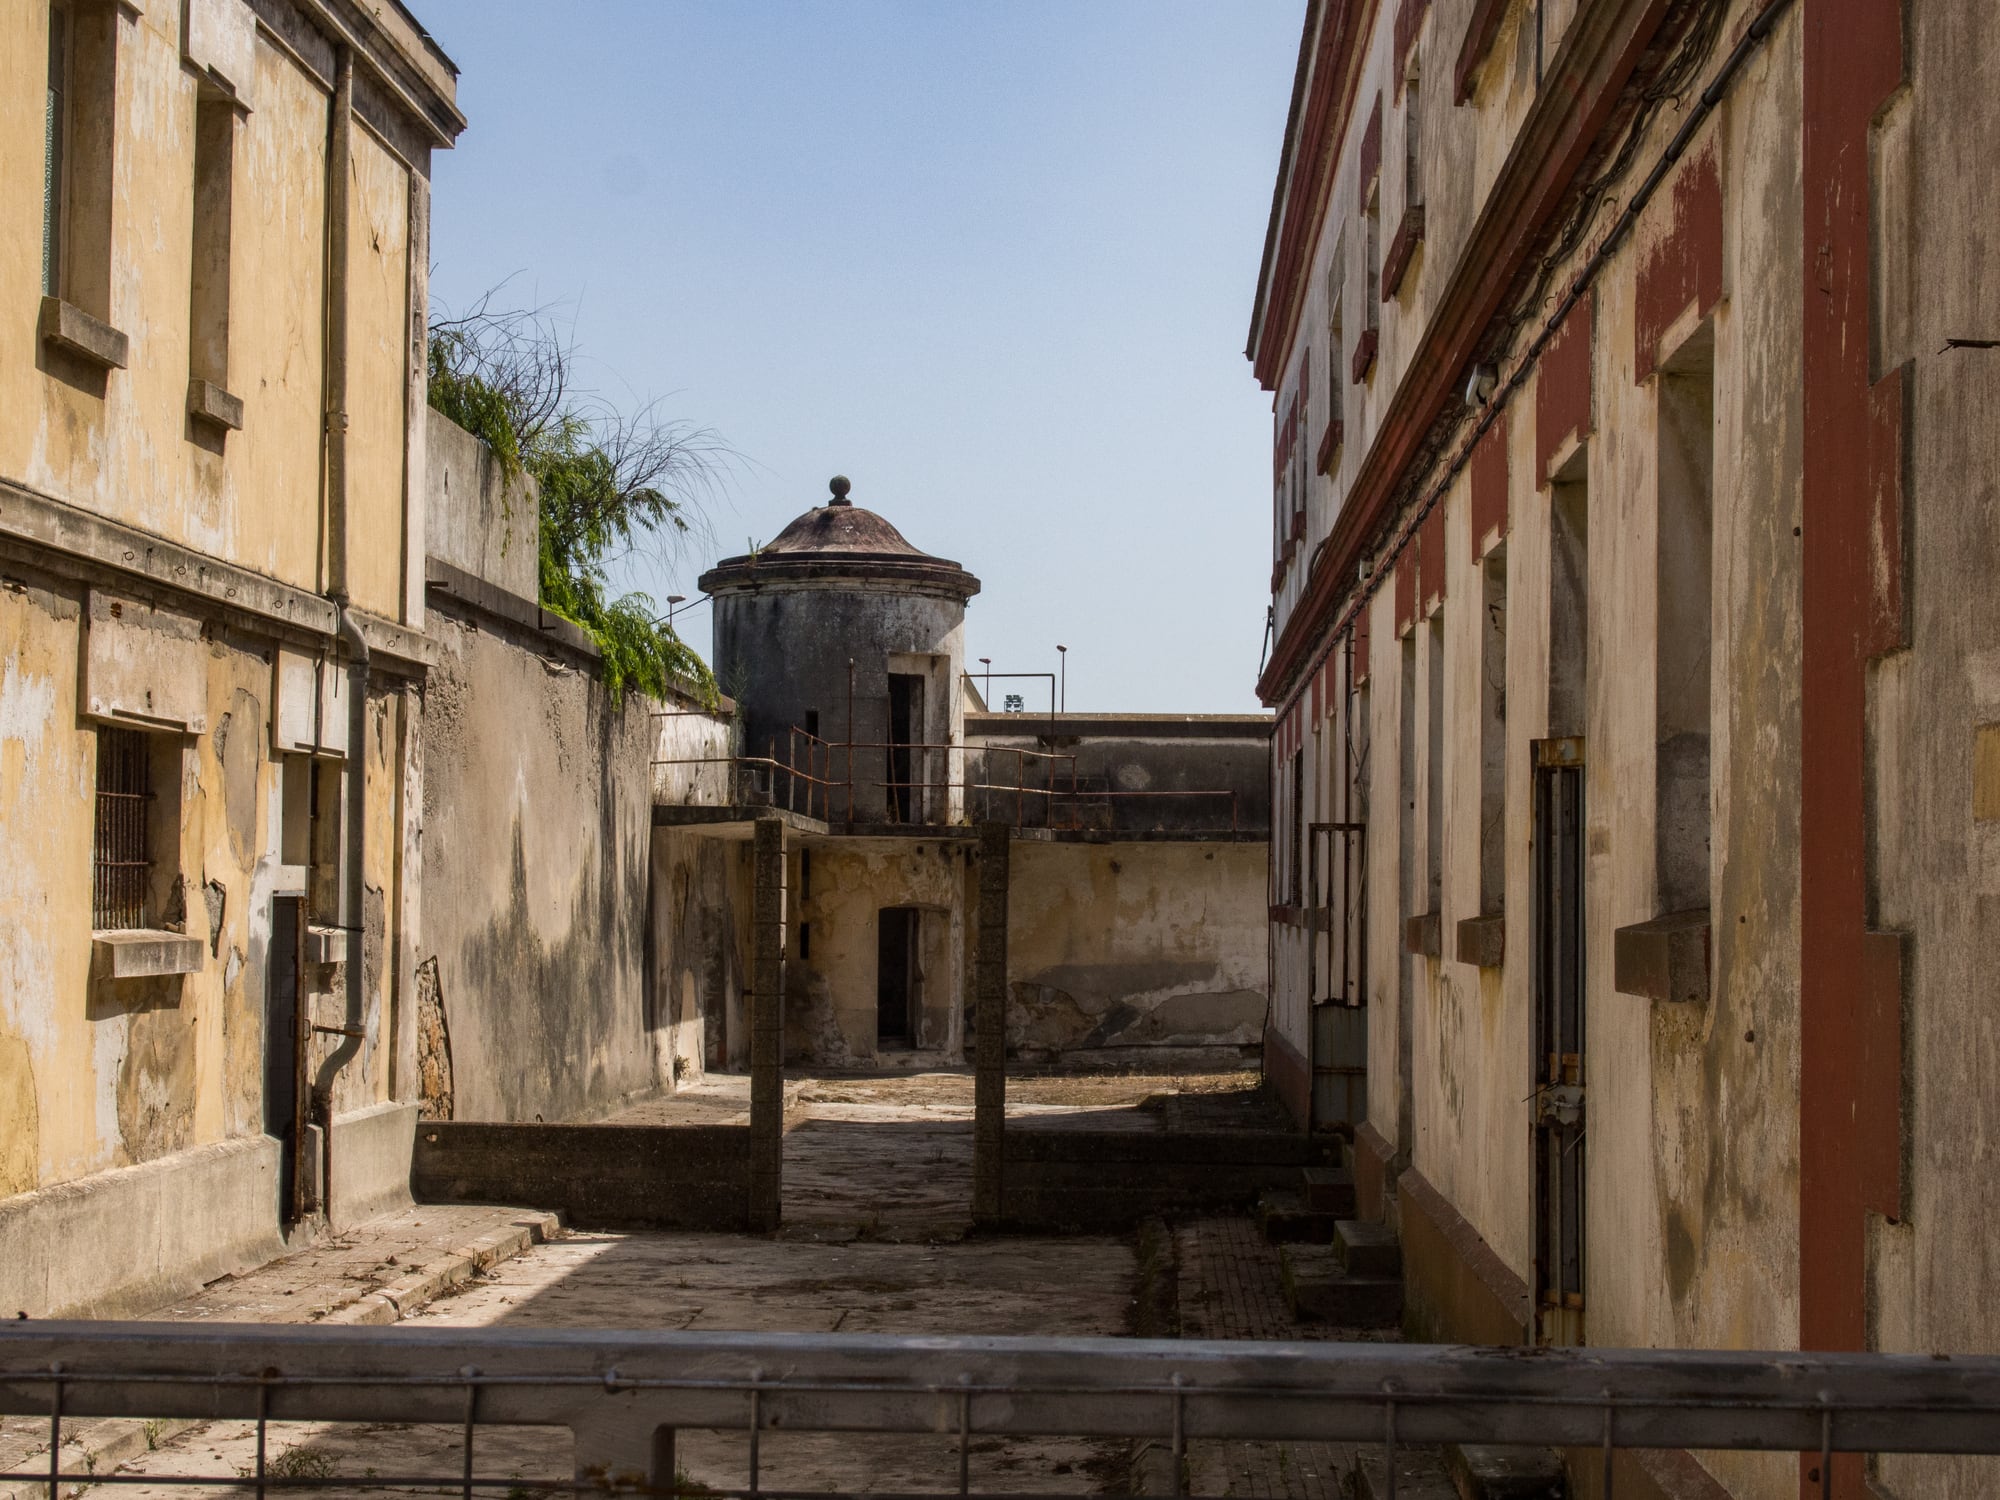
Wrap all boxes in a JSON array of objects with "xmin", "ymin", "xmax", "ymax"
[{"xmin": 1177, "ymin": 1217, "xmax": 1399, "ymax": 1500}]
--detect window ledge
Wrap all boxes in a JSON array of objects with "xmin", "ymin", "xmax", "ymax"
[
  {"xmin": 187, "ymin": 377, "xmax": 244, "ymax": 431},
  {"xmin": 41, "ymin": 297, "xmax": 129, "ymax": 371},
  {"xmin": 1317, "ymin": 419, "xmax": 1344, "ymax": 476},
  {"xmin": 92, "ymin": 929, "xmax": 202, "ymax": 979},
  {"xmin": 1613, "ymin": 909, "xmax": 1711, "ymax": 1003},
  {"xmin": 1383, "ymin": 205, "xmax": 1426, "ymax": 300},
  {"xmin": 1403, "ymin": 909, "xmax": 1442, "ymax": 958},
  {"xmin": 1456, "ymin": 912, "xmax": 1505, "ymax": 968},
  {"xmin": 1351, "ymin": 328, "xmax": 1379, "ymax": 385}
]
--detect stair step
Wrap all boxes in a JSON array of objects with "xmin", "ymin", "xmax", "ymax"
[
  {"xmin": 1256, "ymin": 1189, "xmax": 1340, "ymax": 1244},
  {"xmin": 1444, "ymin": 1443, "xmax": 1568, "ymax": 1499},
  {"xmin": 1300, "ymin": 1164, "xmax": 1357, "ymax": 1215},
  {"xmin": 1335, "ymin": 1218, "xmax": 1403, "ymax": 1278},
  {"xmin": 1354, "ymin": 1446, "xmax": 1458, "ymax": 1500},
  {"xmin": 1279, "ymin": 1243, "xmax": 1402, "ymax": 1327}
]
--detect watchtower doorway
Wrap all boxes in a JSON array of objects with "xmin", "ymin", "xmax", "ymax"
[
  {"xmin": 887, "ymin": 672, "xmax": 924, "ymax": 822},
  {"xmin": 877, "ymin": 906, "xmax": 924, "ymax": 1047}
]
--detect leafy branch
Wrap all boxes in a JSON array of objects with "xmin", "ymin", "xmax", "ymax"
[{"xmin": 427, "ymin": 291, "xmax": 727, "ymax": 702}]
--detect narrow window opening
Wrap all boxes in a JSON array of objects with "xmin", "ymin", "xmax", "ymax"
[
  {"xmin": 803, "ymin": 708, "xmax": 820, "ymax": 740},
  {"xmin": 1395, "ymin": 633, "xmax": 1418, "ymax": 1156},
  {"xmin": 1290, "ymin": 746, "xmax": 1305, "ymax": 903},
  {"xmin": 1364, "ymin": 192, "xmax": 1381, "ymax": 333},
  {"xmin": 1655, "ymin": 333, "xmax": 1715, "ymax": 913},
  {"xmin": 798, "ymin": 921, "xmax": 811, "ymax": 962},
  {"xmin": 46, "ymin": 0, "xmax": 117, "ymax": 321},
  {"xmin": 1405, "ymin": 72, "xmax": 1424, "ymax": 212},
  {"xmin": 93, "ymin": 726, "xmax": 152, "ymax": 930},
  {"xmin": 1478, "ymin": 547, "xmax": 1509, "ymax": 917},
  {"xmin": 1425, "ymin": 613, "xmax": 1445, "ymax": 915},
  {"xmin": 799, "ymin": 848, "xmax": 812, "ymax": 902},
  {"xmin": 43, "ymin": 4, "xmax": 67, "ymax": 298},
  {"xmin": 188, "ymin": 93, "xmax": 236, "ymax": 394},
  {"xmin": 886, "ymin": 672, "xmax": 923, "ymax": 822},
  {"xmin": 1548, "ymin": 477, "xmax": 1590, "ymax": 741}
]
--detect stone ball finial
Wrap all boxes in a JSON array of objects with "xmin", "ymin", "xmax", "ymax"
[{"xmin": 828, "ymin": 475, "xmax": 852, "ymax": 506}]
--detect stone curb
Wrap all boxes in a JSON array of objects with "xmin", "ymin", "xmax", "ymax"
[{"xmin": 0, "ymin": 1210, "xmax": 562, "ymax": 1499}]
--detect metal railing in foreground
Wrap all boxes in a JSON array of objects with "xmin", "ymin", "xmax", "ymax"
[{"xmin": 5, "ymin": 1323, "xmax": 2000, "ymax": 1498}]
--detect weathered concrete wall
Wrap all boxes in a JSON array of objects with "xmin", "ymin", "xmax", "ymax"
[
  {"xmin": 0, "ymin": 563, "xmax": 416, "ymax": 1316},
  {"xmin": 420, "ymin": 604, "xmax": 719, "ymax": 1123},
  {"xmin": 999, "ymin": 1124, "xmax": 1333, "ymax": 1231},
  {"xmin": 648, "ymin": 827, "xmax": 749, "ymax": 1080},
  {"xmin": 784, "ymin": 838, "xmax": 972, "ymax": 1064},
  {"xmin": 711, "ymin": 587, "xmax": 966, "ymax": 824},
  {"xmin": 967, "ymin": 714, "xmax": 1271, "ymax": 834},
  {"xmin": 425, "ymin": 407, "xmax": 538, "ymax": 601},
  {"xmin": 0, "ymin": 2, "xmax": 441, "ymax": 624},
  {"xmin": 1253, "ymin": 1, "xmax": 2000, "ymax": 1494},
  {"xmin": 1006, "ymin": 840, "xmax": 1267, "ymax": 1061},
  {"xmin": 412, "ymin": 1120, "xmax": 751, "ymax": 1231}
]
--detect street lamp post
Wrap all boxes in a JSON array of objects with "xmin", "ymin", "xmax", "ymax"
[{"xmin": 1056, "ymin": 645, "xmax": 1066, "ymax": 715}]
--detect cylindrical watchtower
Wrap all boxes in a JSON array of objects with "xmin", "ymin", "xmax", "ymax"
[{"xmin": 699, "ymin": 477, "xmax": 981, "ymax": 825}]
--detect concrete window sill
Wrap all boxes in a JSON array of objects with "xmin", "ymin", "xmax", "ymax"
[
  {"xmin": 186, "ymin": 377, "xmax": 244, "ymax": 431},
  {"xmin": 1455, "ymin": 912, "xmax": 1505, "ymax": 968},
  {"xmin": 92, "ymin": 929, "xmax": 202, "ymax": 979},
  {"xmin": 40, "ymin": 297, "xmax": 129, "ymax": 371},
  {"xmin": 1613, "ymin": 909, "xmax": 1711, "ymax": 1004},
  {"xmin": 1403, "ymin": 909, "xmax": 1442, "ymax": 958}
]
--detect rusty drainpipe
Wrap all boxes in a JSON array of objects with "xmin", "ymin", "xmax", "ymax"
[{"xmin": 309, "ymin": 43, "xmax": 368, "ymax": 1218}]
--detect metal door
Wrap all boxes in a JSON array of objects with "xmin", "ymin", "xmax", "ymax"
[
  {"xmin": 265, "ymin": 895, "xmax": 308, "ymax": 1223},
  {"xmin": 1530, "ymin": 739, "xmax": 1585, "ymax": 1346}
]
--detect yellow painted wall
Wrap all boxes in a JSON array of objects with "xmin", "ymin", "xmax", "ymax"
[{"xmin": 0, "ymin": 3, "xmax": 417, "ymax": 619}]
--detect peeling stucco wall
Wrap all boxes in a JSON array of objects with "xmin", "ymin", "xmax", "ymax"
[
  {"xmin": 1007, "ymin": 841, "xmax": 1267, "ymax": 1061},
  {"xmin": 419, "ymin": 607, "xmax": 718, "ymax": 1122}
]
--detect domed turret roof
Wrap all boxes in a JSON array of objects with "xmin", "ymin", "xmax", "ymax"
[{"xmin": 699, "ymin": 476, "xmax": 981, "ymax": 600}]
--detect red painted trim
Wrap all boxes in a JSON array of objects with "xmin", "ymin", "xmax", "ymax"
[
  {"xmin": 1454, "ymin": 0, "xmax": 1509, "ymax": 103},
  {"xmin": 1800, "ymin": 3, "xmax": 1906, "ymax": 1495},
  {"xmin": 1534, "ymin": 291, "xmax": 1594, "ymax": 481},
  {"xmin": 1257, "ymin": 0, "xmax": 1675, "ymax": 705},
  {"xmin": 1468, "ymin": 414, "xmax": 1508, "ymax": 561},
  {"xmin": 1383, "ymin": 204, "xmax": 1427, "ymax": 298},
  {"xmin": 1394, "ymin": 0, "xmax": 1431, "ymax": 89},
  {"xmin": 1250, "ymin": 0, "xmax": 1383, "ymax": 391},
  {"xmin": 1634, "ymin": 141, "xmax": 1723, "ymax": 383},
  {"xmin": 1351, "ymin": 327, "xmax": 1380, "ymax": 384},
  {"xmin": 1394, "ymin": 546, "xmax": 1417, "ymax": 636},
  {"xmin": 1317, "ymin": 417, "xmax": 1345, "ymax": 474},
  {"xmin": 1359, "ymin": 94, "xmax": 1384, "ymax": 200},
  {"xmin": 1418, "ymin": 500, "xmax": 1447, "ymax": 611}
]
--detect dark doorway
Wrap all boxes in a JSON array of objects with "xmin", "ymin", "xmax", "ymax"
[
  {"xmin": 265, "ymin": 895, "xmax": 308, "ymax": 1222},
  {"xmin": 886, "ymin": 672, "xmax": 923, "ymax": 821},
  {"xmin": 876, "ymin": 907, "xmax": 922, "ymax": 1046},
  {"xmin": 1530, "ymin": 742, "xmax": 1585, "ymax": 1346}
]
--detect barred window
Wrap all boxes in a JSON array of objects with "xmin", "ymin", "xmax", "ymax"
[{"xmin": 94, "ymin": 726, "xmax": 152, "ymax": 930}]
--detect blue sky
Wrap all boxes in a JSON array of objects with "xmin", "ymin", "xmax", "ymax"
[{"xmin": 421, "ymin": 3, "xmax": 1301, "ymax": 713}]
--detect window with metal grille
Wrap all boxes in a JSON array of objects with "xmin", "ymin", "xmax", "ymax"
[{"xmin": 93, "ymin": 726, "xmax": 152, "ymax": 930}]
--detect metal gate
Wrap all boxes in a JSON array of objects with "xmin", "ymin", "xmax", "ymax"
[{"xmin": 1530, "ymin": 737, "xmax": 1585, "ymax": 1347}]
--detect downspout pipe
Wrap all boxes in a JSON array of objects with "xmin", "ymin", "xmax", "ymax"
[{"xmin": 310, "ymin": 43, "xmax": 364, "ymax": 1213}]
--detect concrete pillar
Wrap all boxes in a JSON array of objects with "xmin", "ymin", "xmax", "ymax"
[
  {"xmin": 972, "ymin": 822, "xmax": 1009, "ymax": 1227},
  {"xmin": 750, "ymin": 816, "xmax": 785, "ymax": 1231}
]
